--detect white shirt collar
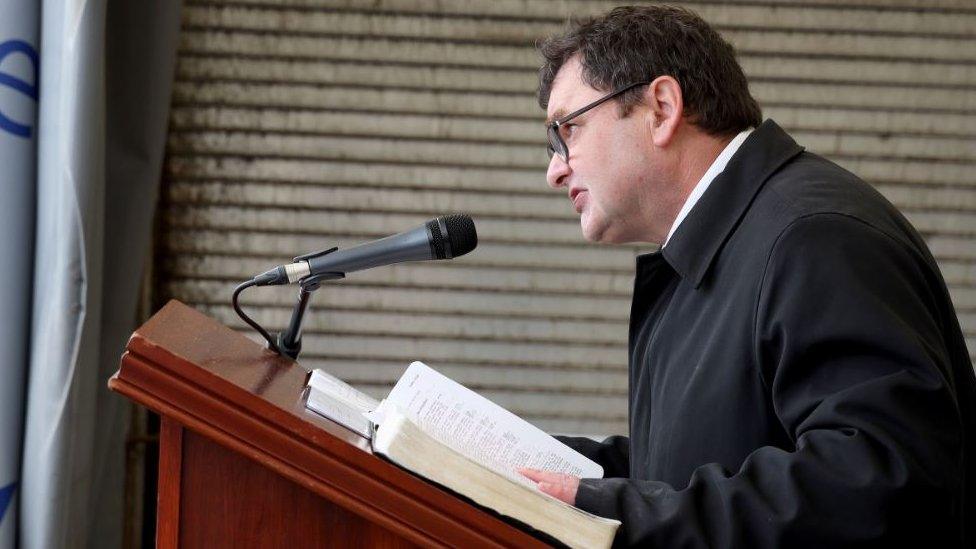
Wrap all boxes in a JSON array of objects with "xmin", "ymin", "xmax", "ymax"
[{"xmin": 663, "ymin": 128, "xmax": 754, "ymax": 247}]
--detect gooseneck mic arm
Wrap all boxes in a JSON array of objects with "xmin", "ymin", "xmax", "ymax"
[
  {"xmin": 275, "ymin": 247, "xmax": 344, "ymax": 360},
  {"xmin": 275, "ymin": 270, "xmax": 344, "ymax": 361}
]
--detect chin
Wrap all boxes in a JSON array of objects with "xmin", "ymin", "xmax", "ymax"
[
  {"xmin": 580, "ymin": 219, "xmax": 615, "ymax": 244},
  {"xmin": 581, "ymin": 220, "xmax": 637, "ymax": 245}
]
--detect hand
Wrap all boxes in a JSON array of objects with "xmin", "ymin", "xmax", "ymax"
[{"xmin": 518, "ymin": 468, "xmax": 580, "ymax": 505}]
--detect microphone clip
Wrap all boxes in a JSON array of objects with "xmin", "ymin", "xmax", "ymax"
[
  {"xmin": 293, "ymin": 246, "xmax": 338, "ymax": 263},
  {"xmin": 298, "ymin": 271, "xmax": 344, "ymax": 290}
]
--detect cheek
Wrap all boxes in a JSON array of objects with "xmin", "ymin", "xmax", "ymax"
[
  {"xmin": 580, "ymin": 119, "xmax": 649, "ymax": 201},
  {"xmin": 604, "ymin": 122, "xmax": 647, "ymax": 166},
  {"xmin": 603, "ymin": 143, "xmax": 649, "ymax": 198}
]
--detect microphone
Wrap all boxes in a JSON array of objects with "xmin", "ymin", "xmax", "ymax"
[{"xmin": 252, "ymin": 214, "xmax": 478, "ymax": 286}]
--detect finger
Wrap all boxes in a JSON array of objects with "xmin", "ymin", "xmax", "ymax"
[
  {"xmin": 538, "ymin": 481, "xmax": 574, "ymax": 504},
  {"xmin": 518, "ymin": 468, "xmax": 550, "ymax": 482},
  {"xmin": 519, "ymin": 468, "xmax": 565, "ymax": 482}
]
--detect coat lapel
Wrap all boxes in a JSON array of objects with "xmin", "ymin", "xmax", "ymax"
[{"xmin": 663, "ymin": 119, "xmax": 805, "ymax": 288}]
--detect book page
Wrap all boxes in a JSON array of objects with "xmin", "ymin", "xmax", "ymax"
[
  {"xmin": 305, "ymin": 369, "xmax": 380, "ymax": 439},
  {"xmin": 382, "ymin": 361, "xmax": 603, "ymax": 482},
  {"xmin": 308, "ymin": 369, "xmax": 380, "ymax": 412},
  {"xmin": 306, "ymin": 389, "xmax": 373, "ymax": 438}
]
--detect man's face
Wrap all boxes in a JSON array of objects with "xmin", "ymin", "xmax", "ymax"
[{"xmin": 545, "ymin": 57, "xmax": 662, "ymax": 244}]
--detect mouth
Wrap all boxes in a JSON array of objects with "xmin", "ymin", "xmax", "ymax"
[{"xmin": 569, "ymin": 188, "xmax": 587, "ymax": 213}]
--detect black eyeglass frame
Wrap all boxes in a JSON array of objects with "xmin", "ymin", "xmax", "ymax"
[{"xmin": 546, "ymin": 81, "xmax": 651, "ymax": 162}]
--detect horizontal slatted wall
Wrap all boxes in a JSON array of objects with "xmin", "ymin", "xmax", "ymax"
[{"xmin": 159, "ymin": 0, "xmax": 976, "ymax": 436}]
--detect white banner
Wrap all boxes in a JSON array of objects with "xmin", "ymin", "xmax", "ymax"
[{"xmin": 0, "ymin": 0, "xmax": 39, "ymax": 547}]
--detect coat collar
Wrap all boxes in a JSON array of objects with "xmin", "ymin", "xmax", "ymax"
[{"xmin": 660, "ymin": 119, "xmax": 804, "ymax": 288}]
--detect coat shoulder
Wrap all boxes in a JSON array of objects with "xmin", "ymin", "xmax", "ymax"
[{"xmin": 747, "ymin": 152, "xmax": 924, "ymax": 254}]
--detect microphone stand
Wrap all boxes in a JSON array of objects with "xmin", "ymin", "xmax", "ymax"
[
  {"xmin": 275, "ymin": 272, "xmax": 344, "ymax": 361},
  {"xmin": 275, "ymin": 247, "xmax": 345, "ymax": 361}
]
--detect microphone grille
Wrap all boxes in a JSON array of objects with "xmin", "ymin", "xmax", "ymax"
[
  {"xmin": 442, "ymin": 214, "xmax": 478, "ymax": 257},
  {"xmin": 426, "ymin": 218, "xmax": 446, "ymax": 259}
]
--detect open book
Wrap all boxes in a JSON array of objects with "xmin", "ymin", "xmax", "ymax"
[{"xmin": 304, "ymin": 361, "xmax": 621, "ymax": 549}]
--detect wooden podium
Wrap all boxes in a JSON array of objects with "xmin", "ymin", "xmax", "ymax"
[{"xmin": 109, "ymin": 300, "xmax": 547, "ymax": 548}]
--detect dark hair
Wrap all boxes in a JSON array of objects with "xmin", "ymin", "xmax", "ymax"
[{"xmin": 538, "ymin": 5, "xmax": 761, "ymax": 136}]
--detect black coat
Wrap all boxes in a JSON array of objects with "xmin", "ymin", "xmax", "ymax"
[{"xmin": 559, "ymin": 120, "xmax": 975, "ymax": 548}]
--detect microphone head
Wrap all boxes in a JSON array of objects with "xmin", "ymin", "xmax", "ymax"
[
  {"xmin": 428, "ymin": 213, "xmax": 477, "ymax": 259},
  {"xmin": 445, "ymin": 213, "xmax": 478, "ymax": 257}
]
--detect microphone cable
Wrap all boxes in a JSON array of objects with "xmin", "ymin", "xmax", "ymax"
[{"xmin": 232, "ymin": 279, "xmax": 282, "ymax": 354}]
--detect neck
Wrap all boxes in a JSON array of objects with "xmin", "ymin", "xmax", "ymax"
[{"xmin": 653, "ymin": 130, "xmax": 735, "ymax": 243}]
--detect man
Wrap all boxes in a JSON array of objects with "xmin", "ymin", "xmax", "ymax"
[{"xmin": 518, "ymin": 6, "xmax": 975, "ymax": 547}]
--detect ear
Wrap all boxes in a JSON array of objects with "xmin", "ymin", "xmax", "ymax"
[{"xmin": 643, "ymin": 75, "xmax": 684, "ymax": 147}]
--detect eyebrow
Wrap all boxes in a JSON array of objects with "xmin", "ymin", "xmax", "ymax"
[{"xmin": 545, "ymin": 109, "xmax": 568, "ymax": 126}]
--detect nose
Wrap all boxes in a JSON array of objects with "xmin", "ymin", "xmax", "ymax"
[{"xmin": 546, "ymin": 154, "xmax": 571, "ymax": 189}]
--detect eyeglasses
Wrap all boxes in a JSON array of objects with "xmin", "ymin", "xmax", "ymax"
[{"xmin": 546, "ymin": 81, "xmax": 650, "ymax": 162}]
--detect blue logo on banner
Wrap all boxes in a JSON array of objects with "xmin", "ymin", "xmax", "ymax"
[
  {"xmin": 0, "ymin": 482, "xmax": 14, "ymax": 524},
  {"xmin": 0, "ymin": 39, "xmax": 39, "ymax": 138}
]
